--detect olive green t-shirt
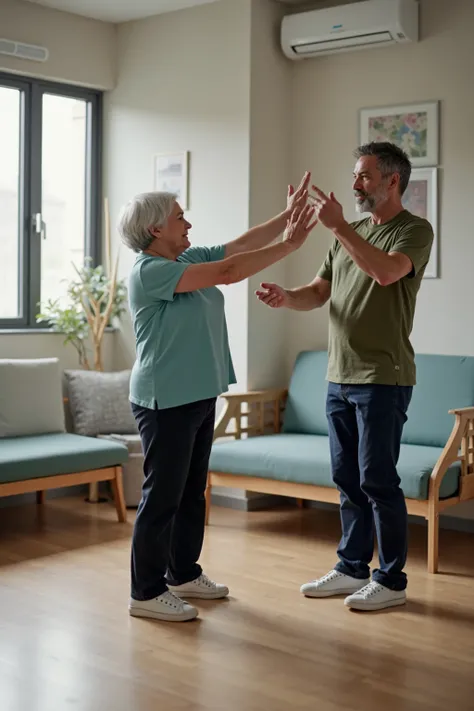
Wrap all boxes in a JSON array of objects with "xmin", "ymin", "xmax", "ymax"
[{"xmin": 317, "ymin": 210, "xmax": 433, "ymax": 386}]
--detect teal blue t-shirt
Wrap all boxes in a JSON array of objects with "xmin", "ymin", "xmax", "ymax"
[{"xmin": 128, "ymin": 245, "xmax": 236, "ymax": 410}]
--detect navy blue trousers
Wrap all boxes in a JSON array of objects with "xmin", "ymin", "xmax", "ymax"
[
  {"xmin": 326, "ymin": 383, "xmax": 412, "ymax": 591},
  {"xmin": 130, "ymin": 398, "xmax": 216, "ymax": 601}
]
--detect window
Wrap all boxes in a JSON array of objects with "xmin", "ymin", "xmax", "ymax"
[{"xmin": 0, "ymin": 73, "xmax": 102, "ymax": 329}]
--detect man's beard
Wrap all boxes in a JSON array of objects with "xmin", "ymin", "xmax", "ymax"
[
  {"xmin": 354, "ymin": 186, "xmax": 387, "ymax": 214},
  {"xmin": 355, "ymin": 193, "xmax": 375, "ymax": 213}
]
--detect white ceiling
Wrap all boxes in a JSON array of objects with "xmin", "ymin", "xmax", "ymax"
[{"xmin": 24, "ymin": 0, "xmax": 315, "ymax": 24}]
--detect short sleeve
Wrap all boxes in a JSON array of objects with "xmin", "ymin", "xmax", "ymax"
[
  {"xmin": 390, "ymin": 220, "xmax": 434, "ymax": 277},
  {"xmin": 182, "ymin": 245, "xmax": 225, "ymax": 264},
  {"xmin": 139, "ymin": 257, "xmax": 188, "ymax": 302},
  {"xmin": 317, "ymin": 241, "xmax": 336, "ymax": 282}
]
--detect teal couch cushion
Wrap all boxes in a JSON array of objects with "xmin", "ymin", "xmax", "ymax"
[
  {"xmin": 401, "ymin": 354, "xmax": 474, "ymax": 447},
  {"xmin": 212, "ymin": 434, "xmax": 333, "ymax": 487},
  {"xmin": 209, "ymin": 434, "xmax": 460, "ymax": 501},
  {"xmin": 282, "ymin": 351, "xmax": 328, "ymax": 435},
  {"xmin": 0, "ymin": 433, "xmax": 129, "ymax": 484}
]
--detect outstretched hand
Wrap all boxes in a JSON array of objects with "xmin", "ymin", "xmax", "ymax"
[
  {"xmin": 255, "ymin": 282, "xmax": 288, "ymax": 309},
  {"xmin": 287, "ymin": 171, "xmax": 311, "ymax": 217},
  {"xmin": 283, "ymin": 203, "xmax": 318, "ymax": 250},
  {"xmin": 310, "ymin": 186, "xmax": 346, "ymax": 230}
]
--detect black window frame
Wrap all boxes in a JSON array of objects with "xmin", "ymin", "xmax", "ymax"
[{"xmin": 0, "ymin": 72, "xmax": 102, "ymax": 330}]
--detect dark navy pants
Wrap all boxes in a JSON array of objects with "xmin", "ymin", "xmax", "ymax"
[
  {"xmin": 326, "ymin": 382, "xmax": 412, "ymax": 591},
  {"xmin": 130, "ymin": 398, "xmax": 216, "ymax": 601}
]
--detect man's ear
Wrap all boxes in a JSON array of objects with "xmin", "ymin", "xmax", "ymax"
[{"xmin": 390, "ymin": 173, "xmax": 401, "ymax": 192}]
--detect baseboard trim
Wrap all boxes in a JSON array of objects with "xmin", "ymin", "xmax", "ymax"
[{"xmin": 437, "ymin": 514, "xmax": 474, "ymax": 534}]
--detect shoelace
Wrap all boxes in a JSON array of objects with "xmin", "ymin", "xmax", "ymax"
[
  {"xmin": 197, "ymin": 574, "xmax": 215, "ymax": 588},
  {"xmin": 315, "ymin": 570, "xmax": 342, "ymax": 585},
  {"xmin": 160, "ymin": 591, "xmax": 185, "ymax": 609},
  {"xmin": 356, "ymin": 582, "xmax": 383, "ymax": 599}
]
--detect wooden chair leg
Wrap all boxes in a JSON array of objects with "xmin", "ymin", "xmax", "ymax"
[
  {"xmin": 205, "ymin": 473, "xmax": 212, "ymax": 525},
  {"xmin": 111, "ymin": 467, "xmax": 127, "ymax": 523},
  {"xmin": 296, "ymin": 498, "xmax": 304, "ymax": 509},
  {"xmin": 36, "ymin": 491, "xmax": 45, "ymax": 504},
  {"xmin": 88, "ymin": 482, "xmax": 99, "ymax": 503},
  {"xmin": 427, "ymin": 506, "xmax": 439, "ymax": 574}
]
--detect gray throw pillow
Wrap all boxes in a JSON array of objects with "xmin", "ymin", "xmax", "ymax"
[
  {"xmin": 64, "ymin": 369, "xmax": 138, "ymax": 436},
  {"xmin": 0, "ymin": 358, "xmax": 65, "ymax": 437}
]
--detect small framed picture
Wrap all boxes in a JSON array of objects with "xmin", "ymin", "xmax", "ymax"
[
  {"xmin": 402, "ymin": 167, "xmax": 439, "ymax": 278},
  {"xmin": 153, "ymin": 151, "xmax": 189, "ymax": 209},
  {"xmin": 359, "ymin": 101, "xmax": 439, "ymax": 167}
]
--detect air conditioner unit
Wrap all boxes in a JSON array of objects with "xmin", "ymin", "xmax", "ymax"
[
  {"xmin": 0, "ymin": 38, "xmax": 49, "ymax": 63},
  {"xmin": 281, "ymin": 0, "xmax": 419, "ymax": 60}
]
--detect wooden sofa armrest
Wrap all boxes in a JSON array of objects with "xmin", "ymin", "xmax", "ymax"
[
  {"xmin": 430, "ymin": 407, "xmax": 474, "ymax": 503},
  {"xmin": 449, "ymin": 406, "xmax": 474, "ymax": 417},
  {"xmin": 214, "ymin": 389, "xmax": 288, "ymax": 441}
]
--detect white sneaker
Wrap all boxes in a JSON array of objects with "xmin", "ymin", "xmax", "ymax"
[
  {"xmin": 344, "ymin": 581, "xmax": 407, "ymax": 611},
  {"xmin": 300, "ymin": 570, "xmax": 370, "ymax": 598},
  {"xmin": 129, "ymin": 590, "xmax": 198, "ymax": 622},
  {"xmin": 168, "ymin": 573, "xmax": 229, "ymax": 600}
]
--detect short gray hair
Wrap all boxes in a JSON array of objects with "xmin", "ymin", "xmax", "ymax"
[
  {"xmin": 118, "ymin": 191, "xmax": 177, "ymax": 252},
  {"xmin": 354, "ymin": 142, "xmax": 412, "ymax": 195}
]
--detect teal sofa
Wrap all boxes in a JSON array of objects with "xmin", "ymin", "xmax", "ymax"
[
  {"xmin": 208, "ymin": 351, "xmax": 474, "ymax": 573},
  {"xmin": 0, "ymin": 358, "xmax": 129, "ymax": 522}
]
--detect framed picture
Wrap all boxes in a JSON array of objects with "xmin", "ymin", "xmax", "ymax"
[
  {"xmin": 359, "ymin": 101, "xmax": 439, "ymax": 167},
  {"xmin": 401, "ymin": 167, "xmax": 438, "ymax": 278},
  {"xmin": 153, "ymin": 151, "xmax": 189, "ymax": 209}
]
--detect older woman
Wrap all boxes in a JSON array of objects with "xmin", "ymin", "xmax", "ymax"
[{"xmin": 118, "ymin": 173, "xmax": 316, "ymax": 622}]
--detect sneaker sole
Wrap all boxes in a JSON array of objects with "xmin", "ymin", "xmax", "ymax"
[
  {"xmin": 128, "ymin": 606, "xmax": 199, "ymax": 622},
  {"xmin": 302, "ymin": 587, "xmax": 367, "ymax": 598},
  {"xmin": 344, "ymin": 597, "xmax": 407, "ymax": 611},
  {"xmin": 301, "ymin": 580, "xmax": 370, "ymax": 598},
  {"xmin": 167, "ymin": 589, "xmax": 229, "ymax": 600}
]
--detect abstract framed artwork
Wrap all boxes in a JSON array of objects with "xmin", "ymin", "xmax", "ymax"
[
  {"xmin": 402, "ymin": 167, "xmax": 439, "ymax": 278},
  {"xmin": 359, "ymin": 101, "xmax": 439, "ymax": 167},
  {"xmin": 153, "ymin": 151, "xmax": 189, "ymax": 209}
]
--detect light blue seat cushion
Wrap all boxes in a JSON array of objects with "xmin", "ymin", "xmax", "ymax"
[
  {"xmin": 401, "ymin": 354, "xmax": 474, "ymax": 447},
  {"xmin": 0, "ymin": 433, "xmax": 129, "ymax": 484},
  {"xmin": 209, "ymin": 434, "xmax": 460, "ymax": 501}
]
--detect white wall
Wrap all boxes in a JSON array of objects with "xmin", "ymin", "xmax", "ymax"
[
  {"xmin": 0, "ymin": 0, "xmax": 116, "ymax": 89},
  {"xmin": 0, "ymin": 332, "xmax": 115, "ymax": 372},
  {"xmin": 247, "ymin": 0, "xmax": 292, "ymax": 391},
  {"xmin": 104, "ymin": 0, "xmax": 252, "ymax": 386}
]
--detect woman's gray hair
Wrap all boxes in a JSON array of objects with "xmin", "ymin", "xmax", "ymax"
[{"xmin": 118, "ymin": 191, "xmax": 177, "ymax": 253}]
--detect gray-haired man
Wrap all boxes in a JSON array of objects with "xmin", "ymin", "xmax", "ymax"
[{"xmin": 257, "ymin": 142, "xmax": 433, "ymax": 611}]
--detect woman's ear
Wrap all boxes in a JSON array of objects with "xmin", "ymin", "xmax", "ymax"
[{"xmin": 148, "ymin": 226, "xmax": 160, "ymax": 239}]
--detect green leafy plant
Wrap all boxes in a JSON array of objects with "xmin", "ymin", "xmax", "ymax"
[
  {"xmin": 37, "ymin": 198, "xmax": 127, "ymax": 371},
  {"xmin": 37, "ymin": 261, "xmax": 127, "ymax": 371},
  {"xmin": 37, "ymin": 299, "xmax": 91, "ymax": 369}
]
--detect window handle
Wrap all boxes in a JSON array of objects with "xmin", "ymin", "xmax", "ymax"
[{"xmin": 32, "ymin": 213, "xmax": 47, "ymax": 240}]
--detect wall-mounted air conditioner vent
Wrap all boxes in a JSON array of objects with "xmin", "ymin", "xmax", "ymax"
[
  {"xmin": 0, "ymin": 38, "xmax": 49, "ymax": 63},
  {"xmin": 281, "ymin": 0, "xmax": 418, "ymax": 60}
]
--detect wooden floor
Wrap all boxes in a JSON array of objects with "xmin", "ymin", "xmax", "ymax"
[{"xmin": 0, "ymin": 498, "xmax": 474, "ymax": 711}]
